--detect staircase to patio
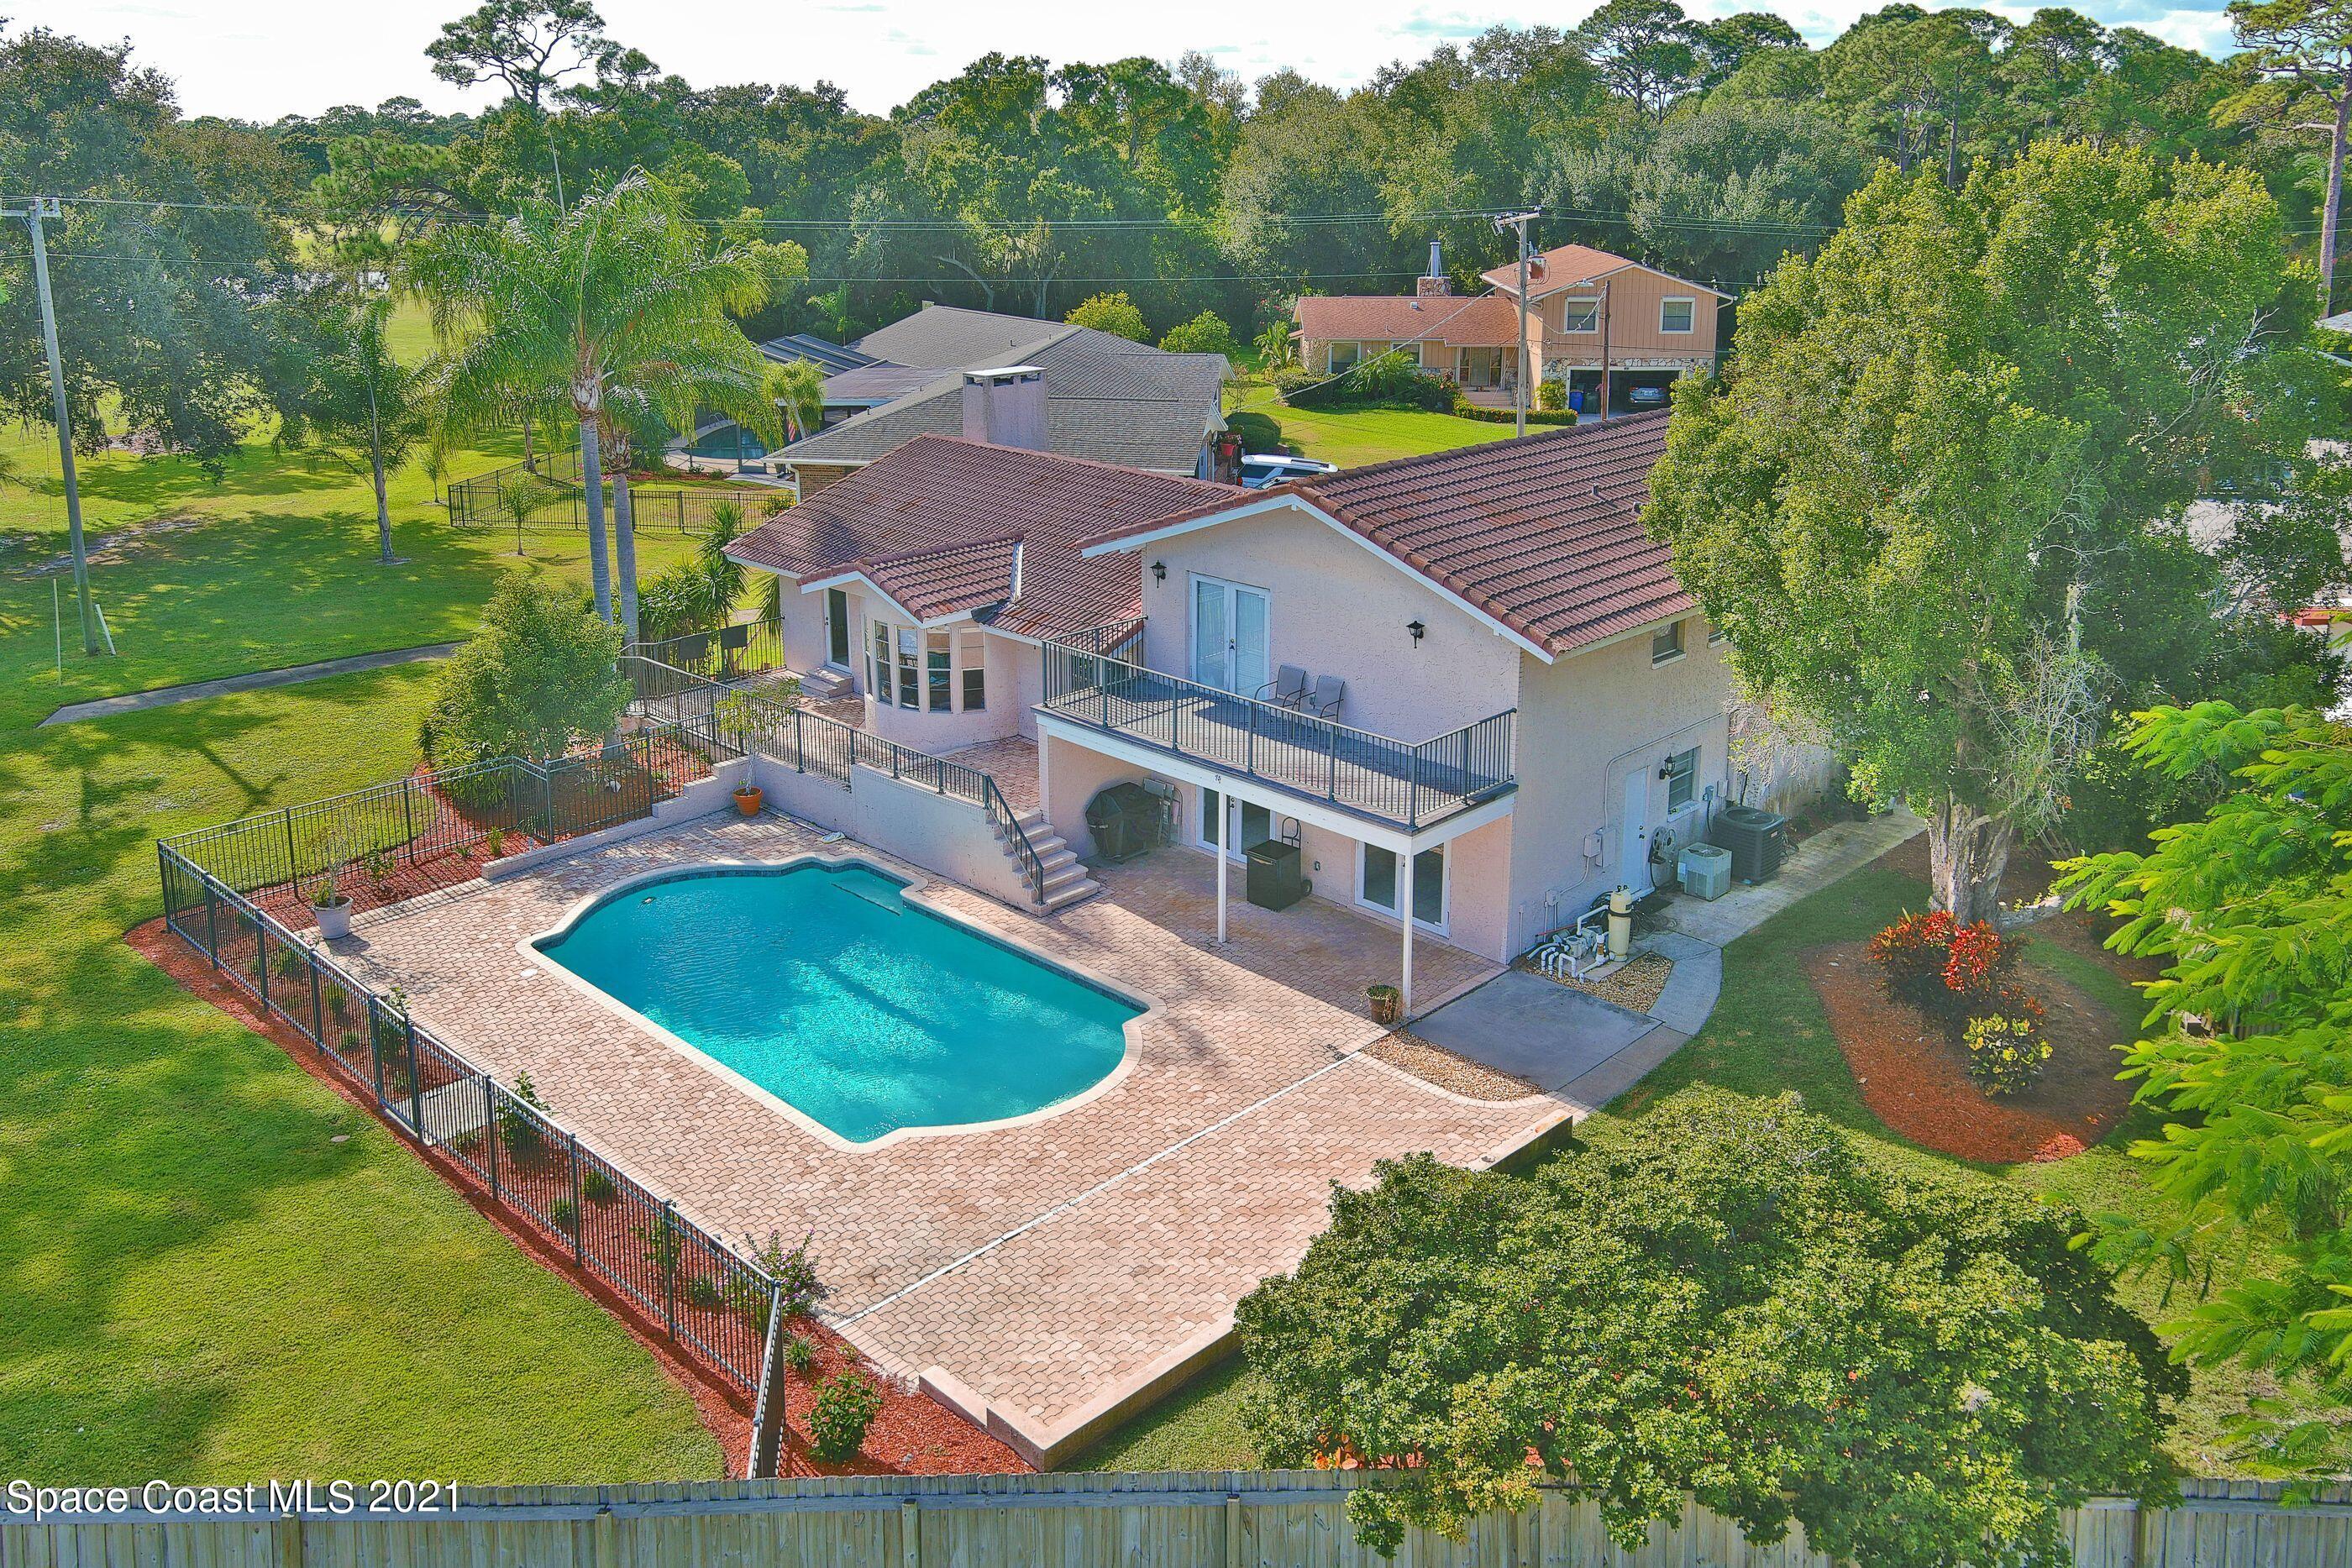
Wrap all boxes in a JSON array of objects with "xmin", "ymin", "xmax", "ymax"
[{"xmin": 998, "ymin": 806, "xmax": 1100, "ymax": 911}]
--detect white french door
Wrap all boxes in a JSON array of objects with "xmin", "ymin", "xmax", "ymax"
[{"xmin": 1190, "ymin": 575, "xmax": 1270, "ymax": 695}]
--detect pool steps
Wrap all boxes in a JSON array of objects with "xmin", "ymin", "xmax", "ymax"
[{"xmin": 1000, "ymin": 808, "xmax": 1102, "ymax": 912}]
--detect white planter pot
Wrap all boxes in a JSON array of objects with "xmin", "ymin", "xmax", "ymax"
[{"xmin": 313, "ymin": 899, "xmax": 353, "ymax": 940}]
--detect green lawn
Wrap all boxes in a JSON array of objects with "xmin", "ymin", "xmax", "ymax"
[
  {"xmin": 0, "ymin": 321, "xmax": 732, "ymax": 1479},
  {"xmin": 1224, "ymin": 388, "xmax": 1523, "ymax": 469},
  {"xmin": 1073, "ymin": 856, "xmax": 2298, "ymax": 1477}
]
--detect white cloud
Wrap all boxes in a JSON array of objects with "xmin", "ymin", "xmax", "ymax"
[{"xmin": 21, "ymin": 0, "xmax": 2237, "ymax": 122}]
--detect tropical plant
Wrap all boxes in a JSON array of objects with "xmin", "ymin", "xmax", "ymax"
[
  {"xmin": 1237, "ymin": 1088, "xmax": 2178, "ymax": 1561},
  {"xmin": 783, "ymin": 1333, "xmax": 816, "ymax": 1374},
  {"xmin": 807, "ymin": 1370, "xmax": 883, "ymax": 1460},
  {"xmin": 491, "ymin": 472, "xmax": 546, "ymax": 552},
  {"xmin": 404, "ymin": 172, "xmax": 779, "ymax": 626},
  {"xmin": 1252, "ymin": 318, "xmax": 1297, "ymax": 371},
  {"xmin": 765, "ymin": 359, "xmax": 827, "ymax": 444},
  {"xmin": 2059, "ymin": 700, "xmax": 2352, "ymax": 1475},
  {"xmin": 423, "ymin": 573, "xmax": 629, "ymax": 767},
  {"xmin": 1961, "ymin": 1011, "xmax": 2053, "ymax": 1095}
]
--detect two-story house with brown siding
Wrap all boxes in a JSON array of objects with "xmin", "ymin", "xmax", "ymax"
[{"xmin": 1481, "ymin": 244, "xmax": 1725, "ymax": 414}]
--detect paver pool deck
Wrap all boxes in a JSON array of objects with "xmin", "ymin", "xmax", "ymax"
[{"xmin": 330, "ymin": 813, "xmax": 1567, "ymax": 1464}]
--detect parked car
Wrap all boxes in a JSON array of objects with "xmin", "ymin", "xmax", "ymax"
[
  {"xmin": 1239, "ymin": 453, "xmax": 1340, "ymax": 490},
  {"xmin": 1626, "ymin": 384, "xmax": 1671, "ymax": 408}
]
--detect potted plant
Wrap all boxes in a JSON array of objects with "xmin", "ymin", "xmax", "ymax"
[
  {"xmin": 311, "ymin": 873, "xmax": 354, "ymax": 939},
  {"xmin": 733, "ymin": 779, "xmax": 764, "ymax": 817},
  {"xmin": 1367, "ymin": 983, "xmax": 1402, "ymax": 1025}
]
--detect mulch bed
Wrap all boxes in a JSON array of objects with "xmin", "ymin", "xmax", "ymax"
[
  {"xmin": 127, "ymin": 915, "xmax": 1026, "ymax": 1479},
  {"xmin": 1805, "ymin": 939, "xmax": 2134, "ymax": 1163}
]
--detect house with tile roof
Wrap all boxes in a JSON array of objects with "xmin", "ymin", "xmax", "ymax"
[
  {"xmin": 724, "ymin": 406, "xmax": 1744, "ymax": 1001},
  {"xmin": 761, "ymin": 305, "xmax": 1233, "ymax": 496},
  {"xmin": 1294, "ymin": 243, "xmax": 1725, "ymax": 416}
]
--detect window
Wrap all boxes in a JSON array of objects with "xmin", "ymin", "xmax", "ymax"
[
  {"xmin": 869, "ymin": 622, "xmax": 891, "ymax": 703},
  {"xmin": 1328, "ymin": 341, "xmax": 1360, "ymax": 374},
  {"xmin": 1665, "ymin": 747, "xmax": 1698, "ymax": 812},
  {"xmin": 926, "ymin": 632, "xmax": 952, "ymax": 711},
  {"xmin": 1651, "ymin": 619, "xmax": 1686, "ymax": 666},
  {"xmin": 1560, "ymin": 298, "xmax": 1599, "ymax": 333},
  {"xmin": 1659, "ymin": 297, "xmax": 1696, "ymax": 334},
  {"xmin": 959, "ymin": 632, "xmax": 986, "ymax": 711},
  {"xmin": 1359, "ymin": 842, "xmax": 1446, "ymax": 930},
  {"xmin": 895, "ymin": 627, "xmax": 920, "ymax": 710},
  {"xmin": 1707, "ymin": 624, "xmax": 1729, "ymax": 648}
]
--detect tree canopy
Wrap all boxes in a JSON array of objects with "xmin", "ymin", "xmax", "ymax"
[
  {"xmin": 1643, "ymin": 143, "xmax": 2336, "ymax": 921},
  {"xmin": 1238, "ymin": 1088, "xmax": 2179, "ymax": 1564},
  {"xmin": 421, "ymin": 572, "xmax": 630, "ymax": 765}
]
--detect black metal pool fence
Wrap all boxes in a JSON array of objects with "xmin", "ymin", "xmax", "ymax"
[
  {"xmin": 447, "ymin": 447, "xmax": 784, "ymax": 538},
  {"xmin": 155, "ymin": 723, "xmax": 783, "ymax": 1407}
]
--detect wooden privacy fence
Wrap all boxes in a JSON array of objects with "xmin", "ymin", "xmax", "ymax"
[{"xmin": 7, "ymin": 1473, "xmax": 2347, "ymax": 1568}]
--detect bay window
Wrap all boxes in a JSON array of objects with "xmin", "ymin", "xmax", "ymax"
[{"xmin": 865, "ymin": 616, "xmax": 992, "ymax": 716}]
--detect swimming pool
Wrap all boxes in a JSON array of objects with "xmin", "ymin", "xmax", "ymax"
[{"xmin": 531, "ymin": 862, "xmax": 1140, "ymax": 1145}]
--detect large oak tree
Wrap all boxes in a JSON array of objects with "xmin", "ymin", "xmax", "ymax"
[{"xmin": 1645, "ymin": 143, "xmax": 2322, "ymax": 922}]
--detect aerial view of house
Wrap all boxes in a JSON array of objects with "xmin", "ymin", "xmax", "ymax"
[{"xmin": 10, "ymin": 0, "xmax": 2352, "ymax": 1560}]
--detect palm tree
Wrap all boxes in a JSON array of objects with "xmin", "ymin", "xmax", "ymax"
[
  {"xmin": 765, "ymin": 359, "xmax": 827, "ymax": 445},
  {"xmin": 404, "ymin": 173, "xmax": 776, "ymax": 625}
]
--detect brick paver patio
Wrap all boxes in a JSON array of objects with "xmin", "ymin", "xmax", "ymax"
[{"xmin": 330, "ymin": 813, "xmax": 1565, "ymax": 1461}]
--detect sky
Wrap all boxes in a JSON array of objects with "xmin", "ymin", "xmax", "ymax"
[{"xmin": 29, "ymin": 0, "xmax": 2239, "ymax": 123}]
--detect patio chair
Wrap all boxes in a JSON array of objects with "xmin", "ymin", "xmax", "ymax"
[
  {"xmin": 1256, "ymin": 664, "xmax": 1310, "ymax": 710},
  {"xmin": 1303, "ymin": 675, "xmax": 1345, "ymax": 720}
]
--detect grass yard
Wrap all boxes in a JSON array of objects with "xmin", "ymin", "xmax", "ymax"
[
  {"xmin": 0, "ymin": 312, "xmax": 741, "ymax": 1480},
  {"xmin": 1224, "ymin": 387, "xmax": 1523, "ymax": 469},
  {"xmin": 1074, "ymin": 852, "xmax": 2303, "ymax": 1477}
]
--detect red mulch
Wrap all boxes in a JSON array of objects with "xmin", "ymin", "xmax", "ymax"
[
  {"xmin": 1805, "ymin": 938, "xmax": 2134, "ymax": 1163},
  {"xmin": 127, "ymin": 915, "xmax": 1027, "ymax": 1480}
]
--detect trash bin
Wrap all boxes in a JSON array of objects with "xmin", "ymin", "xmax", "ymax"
[{"xmin": 1245, "ymin": 839, "xmax": 1310, "ymax": 911}]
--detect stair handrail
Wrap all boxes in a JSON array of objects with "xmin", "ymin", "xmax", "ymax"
[{"xmin": 980, "ymin": 776, "xmax": 1048, "ymax": 905}]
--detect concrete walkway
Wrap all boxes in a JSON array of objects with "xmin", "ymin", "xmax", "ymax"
[
  {"xmin": 38, "ymin": 642, "xmax": 461, "ymax": 726},
  {"xmin": 1649, "ymin": 809, "xmax": 1923, "ymax": 946}
]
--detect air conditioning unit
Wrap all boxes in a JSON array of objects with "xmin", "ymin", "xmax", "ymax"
[{"xmin": 1678, "ymin": 842, "xmax": 1731, "ymax": 901}]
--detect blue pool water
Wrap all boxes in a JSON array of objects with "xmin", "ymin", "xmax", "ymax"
[{"xmin": 533, "ymin": 863, "xmax": 1137, "ymax": 1144}]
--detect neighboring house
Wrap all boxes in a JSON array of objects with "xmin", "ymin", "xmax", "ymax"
[
  {"xmin": 1293, "ymin": 244, "xmax": 1525, "ymax": 394},
  {"xmin": 759, "ymin": 304, "xmax": 1233, "ymax": 495},
  {"xmin": 727, "ymin": 403, "xmax": 1746, "ymax": 1005},
  {"xmin": 1481, "ymin": 244, "xmax": 1725, "ymax": 412}
]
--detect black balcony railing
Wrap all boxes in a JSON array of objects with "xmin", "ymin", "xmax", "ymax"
[{"xmin": 1039, "ymin": 636, "xmax": 1515, "ymax": 832}]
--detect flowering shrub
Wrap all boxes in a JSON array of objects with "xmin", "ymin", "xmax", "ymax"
[
  {"xmin": 1962, "ymin": 1013, "xmax": 2054, "ymax": 1095},
  {"xmin": 1866, "ymin": 911, "xmax": 2024, "ymax": 1028},
  {"xmin": 809, "ymin": 1370, "xmax": 883, "ymax": 1460}
]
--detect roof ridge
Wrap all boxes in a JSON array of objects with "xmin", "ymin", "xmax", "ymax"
[
  {"xmin": 896, "ymin": 433, "xmax": 1238, "ymax": 496},
  {"xmin": 856, "ymin": 531, "xmax": 1026, "ymax": 570}
]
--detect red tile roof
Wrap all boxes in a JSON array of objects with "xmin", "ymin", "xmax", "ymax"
[
  {"xmin": 1480, "ymin": 244, "xmax": 1724, "ymax": 301},
  {"xmin": 1086, "ymin": 412, "xmax": 1688, "ymax": 658},
  {"xmin": 1290, "ymin": 293, "xmax": 1520, "ymax": 349},
  {"xmin": 727, "ymin": 434, "xmax": 1236, "ymax": 639}
]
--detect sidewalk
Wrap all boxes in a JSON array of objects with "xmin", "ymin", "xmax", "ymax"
[{"xmin": 39, "ymin": 642, "xmax": 461, "ymax": 726}]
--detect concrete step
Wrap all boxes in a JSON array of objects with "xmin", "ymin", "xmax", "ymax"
[
  {"xmin": 1040, "ymin": 860, "xmax": 1090, "ymax": 894},
  {"xmin": 798, "ymin": 668, "xmax": 853, "ymax": 700},
  {"xmin": 1039, "ymin": 875, "xmax": 1103, "ymax": 911}
]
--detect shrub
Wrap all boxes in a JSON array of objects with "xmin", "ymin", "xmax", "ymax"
[
  {"xmin": 551, "ymin": 1197, "xmax": 580, "ymax": 1233},
  {"xmin": 324, "ymin": 984, "xmax": 350, "ymax": 1020},
  {"xmin": 273, "ymin": 946, "xmax": 309, "ymax": 983},
  {"xmin": 1275, "ymin": 352, "xmax": 1451, "ymax": 412},
  {"xmin": 1866, "ymin": 910, "xmax": 1957, "ymax": 1009},
  {"xmin": 1158, "ymin": 310, "xmax": 1236, "ymax": 357},
  {"xmin": 1063, "ymin": 291, "xmax": 1149, "ymax": 342},
  {"xmin": 1866, "ymin": 910, "xmax": 2026, "ymax": 1030},
  {"xmin": 1962, "ymin": 1011, "xmax": 2053, "ymax": 1095},
  {"xmin": 423, "ymin": 573, "xmax": 630, "ymax": 768},
  {"xmin": 1536, "ymin": 378, "xmax": 1567, "ymax": 412},
  {"xmin": 685, "ymin": 1274, "xmax": 723, "ymax": 1311},
  {"xmin": 749, "ymin": 1229, "xmax": 830, "ymax": 1320},
  {"xmin": 482, "ymin": 826, "xmax": 507, "ymax": 858},
  {"xmin": 808, "ymin": 1371, "xmax": 883, "ymax": 1460},
  {"xmin": 639, "ymin": 1209, "xmax": 685, "ymax": 1281},
  {"xmin": 582, "ymin": 1166, "xmax": 617, "ymax": 1204},
  {"xmin": 784, "ymin": 1333, "xmax": 817, "ymax": 1374},
  {"xmin": 499, "ymin": 1071, "xmax": 549, "ymax": 1161}
]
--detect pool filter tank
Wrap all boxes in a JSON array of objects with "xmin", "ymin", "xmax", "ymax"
[{"xmin": 1607, "ymin": 884, "xmax": 1634, "ymax": 961}]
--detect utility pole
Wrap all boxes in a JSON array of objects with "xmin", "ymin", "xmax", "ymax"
[
  {"xmin": 1494, "ymin": 211, "xmax": 1540, "ymax": 438},
  {"xmin": 6, "ymin": 195, "xmax": 97, "ymax": 653}
]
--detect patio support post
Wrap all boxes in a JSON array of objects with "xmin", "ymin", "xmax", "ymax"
[
  {"xmin": 1400, "ymin": 846, "xmax": 1416, "ymax": 1018},
  {"xmin": 1214, "ymin": 784, "xmax": 1228, "ymax": 945}
]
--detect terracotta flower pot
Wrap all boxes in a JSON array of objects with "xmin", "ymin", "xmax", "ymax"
[
  {"xmin": 1367, "ymin": 984, "xmax": 1402, "ymax": 1025},
  {"xmin": 733, "ymin": 784, "xmax": 764, "ymax": 817}
]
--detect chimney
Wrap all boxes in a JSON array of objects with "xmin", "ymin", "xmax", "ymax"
[
  {"xmin": 961, "ymin": 365, "xmax": 1047, "ymax": 450},
  {"xmin": 1416, "ymin": 239, "xmax": 1450, "ymax": 298}
]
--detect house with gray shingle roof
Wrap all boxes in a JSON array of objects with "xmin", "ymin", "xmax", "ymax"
[
  {"xmin": 766, "ymin": 305, "xmax": 1233, "ymax": 495},
  {"xmin": 726, "ymin": 408, "xmax": 1755, "ymax": 1003}
]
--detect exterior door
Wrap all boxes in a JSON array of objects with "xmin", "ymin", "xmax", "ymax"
[
  {"xmin": 1190, "ymin": 576, "xmax": 1270, "ymax": 695},
  {"xmin": 826, "ymin": 588, "xmax": 851, "ymax": 669},
  {"xmin": 1620, "ymin": 769, "xmax": 1655, "ymax": 895}
]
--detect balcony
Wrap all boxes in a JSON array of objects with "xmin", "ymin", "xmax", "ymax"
[{"xmin": 1038, "ymin": 636, "xmax": 1515, "ymax": 834}]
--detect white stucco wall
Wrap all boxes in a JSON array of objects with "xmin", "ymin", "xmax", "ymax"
[
  {"xmin": 1502, "ymin": 621, "xmax": 1735, "ymax": 955},
  {"xmin": 746, "ymin": 751, "xmax": 1034, "ymax": 908},
  {"xmin": 1130, "ymin": 502, "xmax": 1524, "ymax": 742}
]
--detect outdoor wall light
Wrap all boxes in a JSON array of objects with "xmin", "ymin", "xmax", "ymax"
[
  {"xmin": 1152, "ymin": 560, "xmax": 1167, "ymax": 584},
  {"xmin": 1406, "ymin": 619, "xmax": 1426, "ymax": 646}
]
